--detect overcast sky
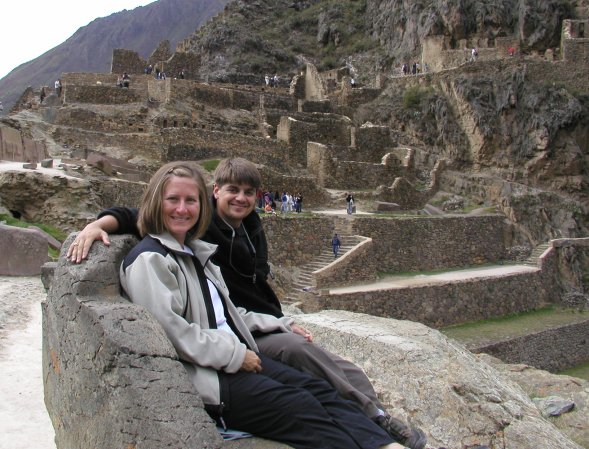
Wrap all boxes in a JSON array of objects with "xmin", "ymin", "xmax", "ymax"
[{"xmin": 1, "ymin": 0, "xmax": 156, "ymax": 79}]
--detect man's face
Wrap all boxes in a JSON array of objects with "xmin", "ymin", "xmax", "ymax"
[{"xmin": 213, "ymin": 182, "xmax": 257, "ymax": 228}]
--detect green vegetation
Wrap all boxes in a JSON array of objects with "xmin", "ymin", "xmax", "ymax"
[
  {"xmin": 233, "ymin": 0, "xmax": 376, "ymax": 76},
  {"xmin": 0, "ymin": 214, "xmax": 67, "ymax": 260},
  {"xmin": 403, "ymin": 86, "xmax": 434, "ymax": 110},
  {"xmin": 559, "ymin": 362, "xmax": 589, "ymax": 381},
  {"xmin": 201, "ymin": 159, "xmax": 220, "ymax": 172},
  {"xmin": 441, "ymin": 306, "xmax": 589, "ymax": 348}
]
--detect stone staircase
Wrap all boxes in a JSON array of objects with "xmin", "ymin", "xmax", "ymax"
[
  {"xmin": 522, "ymin": 242, "xmax": 551, "ymax": 266},
  {"xmin": 283, "ymin": 223, "xmax": 362, "ymax": 304}
]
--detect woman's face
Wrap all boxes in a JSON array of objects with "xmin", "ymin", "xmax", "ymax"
[{"xmin": 162, "ymin": 176, "xmax": 200, "ymax": 244}]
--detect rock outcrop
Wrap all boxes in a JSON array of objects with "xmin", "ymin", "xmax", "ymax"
[
  {"xmin": 0, "ymin": 224, "xmax": 48, "ymax": 275},
  {"xmin": 42, "ymin": 234, "xmax": 585, "ymax": 449}
]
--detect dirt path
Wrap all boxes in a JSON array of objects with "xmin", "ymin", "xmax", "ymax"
[{"xmin": 0, "ymin": 276, "xmax": 56, "ymax": 449}]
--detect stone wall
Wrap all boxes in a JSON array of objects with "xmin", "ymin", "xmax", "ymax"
[
  {"xmin": 52, "ymin": 106, "xmax": 152, "ymax": 133},
  {"xmin": 561, "ymin": 39, "xmax": 589, "ymax": 65},
  {"xmin": 168, "ymin": 82, "xmax": 294, "ymax": 112},
  {"xmin": 314, "ymin": 237, "xmax": 376, "ymax": 288},
  {"xmin": 473, "ymin": 319, "xmax": 589, "ymax": 372},
  {"xmin": 354, "ymin": 124, "xmax": 397, "ymax": 161},
  {"xmin": 61, "ymin": 85, "xmax": 144, "ymax": 105},
  {"xmin": 303, "ymin": 63, "xmax": 327, "ymax": 101},
  {"xmin": 43, "ymin": 235, "xmax": 225, "ymax": 449},
  {"xmin": 161, "ymin": 128, "xmax": 290, "ymax": 170},
  {"xmin": 277, "ymin": 113, "xmax": 353, "ymax": 167},
  {"xmin": 263, "ymin": 215, "xmax": 333, "ymax": 267},
  {"xmin": 316, "ymin": 158, "xmax": 402, "ymax": 190},
  {"xmin": 111, "ymin": 48, "xmax": 147, "ymax": 75},
  {"xmin": 352, "ymin": 215, "xmax": 508, "ymax": 273},
  {"xmin": 257, "ymin": 170, "xmax": 330, "ymax": 208},
  {"xmin": 0, "ymin": 123, "xmax": 47, "ymax": 162},
  {"xmin": 421, "ymin": 35, "xmax": 502, "ymax": 72},
  {"xmin": 51, "ymin": 127, "xmax": 163, "ymax": 167},
  {"xmin": 305, "ymin": 268, "xmax": 553, "ymax": 327}
]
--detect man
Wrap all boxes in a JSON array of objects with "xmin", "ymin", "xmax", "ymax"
[
  {"xmin": 68, "ymin": 158, "xmax": 425, "ymax": 449},
  {"xmin": 332, "ymin": 233, "xmax": 341, "ymax": 259}
]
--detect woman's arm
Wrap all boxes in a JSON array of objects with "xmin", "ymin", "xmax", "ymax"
[{"xmin": 67, "ymin": 207, "xmax": 139, "ymax": 263}]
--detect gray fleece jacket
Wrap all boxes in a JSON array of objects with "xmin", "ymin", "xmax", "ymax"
[{"xmin": 119, "ymin": 232, "xmax": 293, "ymax": 406}]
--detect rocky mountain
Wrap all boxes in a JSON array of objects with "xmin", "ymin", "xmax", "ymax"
[
  {"xmin": 0, "ymin": 0, "xmax": 229, "ymax": 114},
  {"xmin": 177, "ymin": 0, "xmax": 587, "ymax": 81}
]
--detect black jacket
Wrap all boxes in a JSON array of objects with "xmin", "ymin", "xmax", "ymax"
[{"xmin": 100, "ymin": 201, "xmax": 284, "ymax": 318}]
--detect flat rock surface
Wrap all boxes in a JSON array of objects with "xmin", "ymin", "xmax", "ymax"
[{"xmin": 0, "ymin": 276, "xmax": 56, "ymax": 449}]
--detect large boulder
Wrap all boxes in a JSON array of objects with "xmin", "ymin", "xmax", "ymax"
[
  {"xmin": 0, "ymin": 223, "xmax": 48, "ymax": 275},
  {"xmin": 43, "ymin": 234, "xmax": 584, "ymax": 449},
  {"xmin": 295, "ymin": 311, "xmax": 585, "ymax": 449}
]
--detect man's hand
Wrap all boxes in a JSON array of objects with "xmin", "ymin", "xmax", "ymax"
[
  {"xmin": 66, "ymin": 216, "xmax": 119, "ymax": 263},
  {"xmin": 291, "ymin": 324, "xmax": 313, "ymax": 342},
  {"xmin": 240, "ymin": 350, "xmax": 262, "ymax": 373}
]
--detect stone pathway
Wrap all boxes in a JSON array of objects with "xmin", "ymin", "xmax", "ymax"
[
  {"xmin": 328, "ymin": 264, "xmax": 539, "ymax": 294},
  {"xmin": 0, "ymin": 276, "xmax": 56, "ymax": 449}
]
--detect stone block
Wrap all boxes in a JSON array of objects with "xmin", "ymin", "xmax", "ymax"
[
  {"xmin": 23, "ymin": 162, "xmax": 37, "ymax": 169},
  {"xmin": 87, "ymin": 152, "xmax": 114, "ymax": 176},
  {"xmin": 375, "ymin": 201, "xmax": 400, "ymax": 212},
  {"xmin": 41, "ymin": 159, "xmax": 54, "ymax": 168},
  {"xmin": 0, "ymin": 223, "xmax": 48, "ymax": 275},
  {"xmin": 29, "ymin": 225, "xmax": 62, "ymax": 250},
  {"xmin": 43, "ymin": 234, "xmax": 224, "ymax": 449}
]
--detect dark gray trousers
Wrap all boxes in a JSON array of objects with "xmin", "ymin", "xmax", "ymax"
[
  {"xmin": 216, "ymin": 354, "xmax": 392, "ymax": 449},
  {"xmin": 255, "ymin": 332, "xmax": 384, "ymax": 418}
]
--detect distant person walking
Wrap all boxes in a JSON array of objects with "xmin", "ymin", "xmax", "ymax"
[
  {"xmin": 470, "ymin": 47, "xmax": 478, "ymax": 62},
  {"xmin": 346, "ymin": 193, "xmax": 355, "ymax": 215},
  {"xmin": 331, "ymin": 233, "xmax": 341, "ymax": 259}
]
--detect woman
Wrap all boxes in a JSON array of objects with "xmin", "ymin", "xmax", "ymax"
[{"xmin": 119, "ymin": 161, "xmax": 406, "ymax": 449}]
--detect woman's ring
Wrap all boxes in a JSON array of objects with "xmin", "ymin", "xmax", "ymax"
[{"xmin": 72, "ymin": 242, "xmax": 79, "ymax": 246}]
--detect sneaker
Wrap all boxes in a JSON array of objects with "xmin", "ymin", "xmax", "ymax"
[{"xmin": 374, "ymin": 415, "xmax": 427, "ymax": 449}]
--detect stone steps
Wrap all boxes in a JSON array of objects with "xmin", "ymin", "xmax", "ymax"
[
  {"xmin": 522, "ymin": 242, "xmax": 551, "ymax": 266},
  {"xmin": 282, "ymin": 228, "xmax": 361, "ymax": 303}
]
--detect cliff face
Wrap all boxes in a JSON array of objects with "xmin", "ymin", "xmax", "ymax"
[
  {"xmin": 354, "ymin": 57, "xmax": 588, "ymax": 243},
  {"xmin": 177, "ymin": 0, "xmax": 585, "ymax": 80},
  {"xmin": 365, "ymin": 0, "xmax": 573, "ymax": 60}
]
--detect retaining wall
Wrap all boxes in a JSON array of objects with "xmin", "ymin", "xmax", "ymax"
[
  {"xmin": 473, "ymin": 319, "xmax": 589, "ymax": 372},
  {"xmin": 352, "ymin": 215, "xmax": 508, "ymax": 273},
  {"xmin": 305, "ymin": 268, "xmax": 554, "ymax": 328}
]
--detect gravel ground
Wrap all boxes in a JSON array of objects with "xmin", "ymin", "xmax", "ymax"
[{"xmin": 0, "ymin": 276, "xmax": 56, "ymax": 449}]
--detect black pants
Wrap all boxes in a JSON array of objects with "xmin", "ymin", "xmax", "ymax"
[{"xmin": 214, "ymin": 354, "xmax": 392, "ymax": 449}]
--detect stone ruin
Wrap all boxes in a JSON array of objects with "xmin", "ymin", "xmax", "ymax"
[{"xmin": 41, "ymin": 234, "xmax": 585, "ymax": 449}]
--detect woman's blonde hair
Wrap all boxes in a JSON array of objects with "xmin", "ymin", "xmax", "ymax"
[{"xmin": 137, "ymin": 161, "xmax": 211, "ymax": 241}]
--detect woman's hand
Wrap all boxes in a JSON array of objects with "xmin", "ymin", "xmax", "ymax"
[
  {"xmin": 67, "ymin": 216, "xmax": 119, "ymax": 263},
  {"xmin": 291, "ymin": 323, "xmax": 313, "ymax": 342},
  {"xmin": 240, "ymin": 350, "xmax": 262, "ymax": 373}
]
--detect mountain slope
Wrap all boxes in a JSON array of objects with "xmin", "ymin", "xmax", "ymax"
[{"xmin": 0, "ymin": 0, "xmax": 229, "ymax": 113}]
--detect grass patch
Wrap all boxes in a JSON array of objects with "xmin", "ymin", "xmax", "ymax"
[
  {"xmin": 559, "ymin": 362, "xmax": 589, "ymax": 381},
  {"xmin": 442, "ymin": 305, "xmax": 559, "ymax": 331},
  {"xmin": 376, "ymin": 262, "xmax": 506, "ymax": 279},
  {"xmin": 201, "ymin": 159, "xmax": 220, "ymax": 172}
]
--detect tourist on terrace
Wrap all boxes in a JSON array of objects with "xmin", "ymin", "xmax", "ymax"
[
  {"xmin": 110, "ymin": 161, "xmax": 403, "ymax": 449},
  {"xmin": 346, "ymin": 192, "xmax": 355, "ymax": 214},
  {"xmin": 122, "ymin": 72, "xmax": 130, "ymax": 88},
  {"xmin": 68, "ymin": 158, "xmax": 427, "ymax": 449}
]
